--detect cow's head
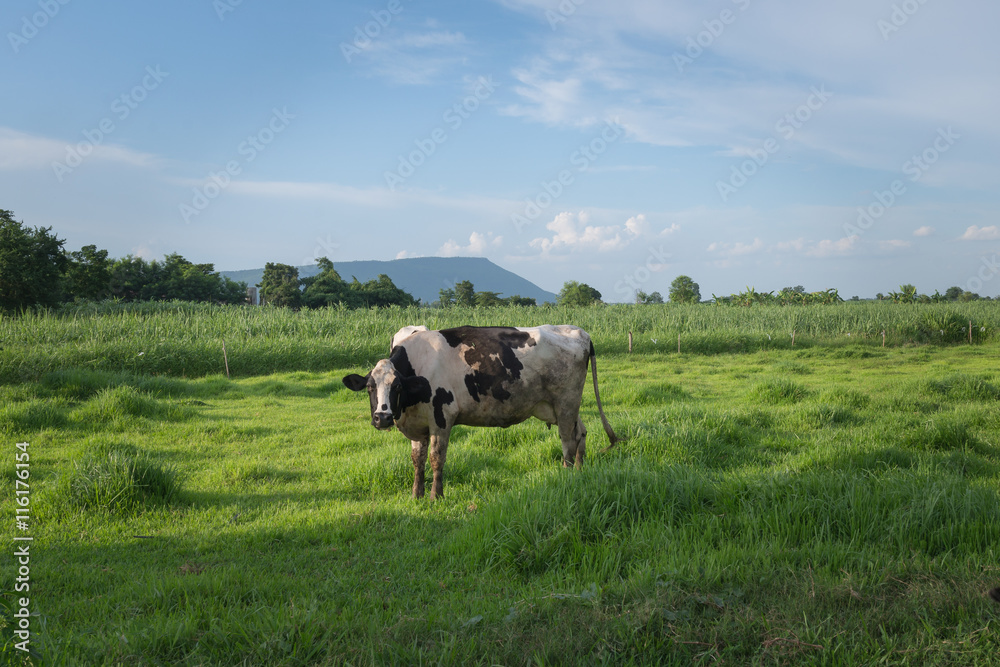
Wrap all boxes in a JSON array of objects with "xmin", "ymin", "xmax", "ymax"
[{"xmin": 343, "ymin": 359, "xmax": 431, "ymax": 430}]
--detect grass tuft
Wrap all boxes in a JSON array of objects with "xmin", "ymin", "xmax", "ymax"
[
  {"xmin": 0, "ymin": 398, "xmax": 68, "ymax": 435},
  {"xmin": 45, "ymin": 439, "xmax": 181, "ymax": 517},
  {"xmin": 746, "ymin": 378, "xmax": 810, "ymax": 405}
]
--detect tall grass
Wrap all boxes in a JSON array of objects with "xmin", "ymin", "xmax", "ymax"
[{"xmin": 1, "ymin": 300, "xmax": 998, "ymax": 382}]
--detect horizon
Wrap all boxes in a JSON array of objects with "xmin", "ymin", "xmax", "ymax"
[{"xmin": 2, "ymin": 1, "xmax": 999, "ymax": 302}]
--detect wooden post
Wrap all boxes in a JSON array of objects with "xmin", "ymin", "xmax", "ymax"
[
  {"xmin": 882, "ymin": 330, "xmax": 886, "ymax": 347},
  {"xmin": 969, "ymin": 320, "xmax": 973, "ymax": 344},
  {"xmin": 677, "ymin": 333, "xmax": 681, "ymax": 354},
  {"xmin": 628, "ymin": 331, "xmax": 633, "ymax": 353},
  {"xmin": 222, "ymin": 340, "xmax": 230, "ymax": 379},
  {"xmin": 791, "ymin": 330, "xmax": 796, "ymax": 347}
]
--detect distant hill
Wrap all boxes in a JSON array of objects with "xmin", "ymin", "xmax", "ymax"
[{"xmin": 220, "ymin": 257, "xmax": 558, "ymax": 305}]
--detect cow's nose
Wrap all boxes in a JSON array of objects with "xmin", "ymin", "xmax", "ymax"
[{"xmin": 372, "ymin": 412, "xmax": 394, "ymax": 430}]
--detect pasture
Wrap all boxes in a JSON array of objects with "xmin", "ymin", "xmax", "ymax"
[{"xmin": 2, "ymin": 302, "xmax": 1000, "ymax": 665}]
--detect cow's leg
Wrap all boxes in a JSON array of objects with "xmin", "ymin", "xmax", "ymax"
[
  {"xmin": 557, "ymin": 409, "xmax": 587, "ymax": 469},
  {"xmin": 410, "ymin": 438, "xmax": 429, "ymax": 498},
  {"xmin": 428, "ymin": 428, "xmax": 451, "ymax": 500}
]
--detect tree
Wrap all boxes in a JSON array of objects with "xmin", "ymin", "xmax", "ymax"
[
  {"xmin": 635, "ymin": 290, "xmax": 663, "ymax": 304},
  {"xmin": 474, "ymin": 291, "xmax": 503, "ymax": 307},
  {"xmin": 0, "ymin": 209, "xmax": 67, "ymax": 312},
  {"xmin": 454, "ymin": 280, "xmax": 476, "ymax": 308},
  {"xmin": 259, "ymin": 262, "xmax": 301, "ymax": 308},
  {"xmin": 505, "ymin": 295, "xmax": 536, "ymax": 307},
  {"xmin": 349, "ymin": 273, "xmax": 417, "ymax": 308},
  {"xmin": 438, "ymin": 287, "xmax": 456, "ymax": 308},
  {"xmin": 944, "ymin": 286, "xmax": 964, "ymax": 301},
  {"xmin": 668, "ymin": 275, "xmax": 701, "ymax": 304},
  {"xmin": 302, "ymin": 257, "xmax": 351, "ymax": 307},
  {"xmin": 558, "ymin": 281, "xmax": 602, "ymax": 306},
  {"xmin": 64, "ymin": 244, "xmax": 112, "ymax": 300},
  {"xmin": 109, "ymin": 255, "xmax": 152, "ymax": 301}
]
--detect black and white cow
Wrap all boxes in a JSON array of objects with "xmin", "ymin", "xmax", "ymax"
[{"xmin": 343, "ymin": 325, "xmax": 619, "ymax": 499}]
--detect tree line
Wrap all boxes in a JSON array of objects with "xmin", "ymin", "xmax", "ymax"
[
  {"xmin": 3, "ymin": 210, "xmax": 989, "ymax": 314},
  {"xmin": 1, "ymin": 210, "xmax": 246, "ymax": 313},
  {"xmin": 259, "ymin": 258, "xmax": 417, "ymax": 309}
]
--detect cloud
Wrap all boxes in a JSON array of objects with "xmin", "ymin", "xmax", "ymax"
[
  {"xmin": 877, "ymin": 239, "xmax": 912, "ymax": 253},
  {"xmin": 959, "ymin": 225, "xmax": 1000, "ymax": 241},
  {"xmin": 707, "ymin": 238, "xmax": 764, "ymax": 257},
  {"xmin": 352, "ymin": 28, "xmax": 471, "ymax": 85},
  {"xmin": 501, "ymin": 64, "xmax": 590, "ymax": 126},
  {"xmin": 529, "ymin": 211, "xmax": 629, "ymax": 254},
  {"xmin": 624, "ymin": 213, "xmax": 648, "ymax": 236},
  {"xmin": 913, "ymin": 226, "xmax": 934, "ymax": 237},
  {"xmin": 0, "ymin": 127, "xmax": 158, "ymax": 171},
  {"xmin": 805, "ymin": 236, "xmax": 859, "ymax": 258},
  {"xmin": 438, "ymin": 231, "xmax": 502, "ymax": 257},
  {"xmin": 493, "ymin": 0, "xmax": 1000, "ymax": 177}
]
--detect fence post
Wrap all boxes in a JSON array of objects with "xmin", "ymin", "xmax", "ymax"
[
  {"xmin": 969, "ymin": 320, "xmax": 973, "ymax": 345},
  {"xmin": 628, "ymin": 331, "xmax": 633, "ymax": 353},
  {"xmin": 222, "ymin": 340, "xmax": 230, "ymax": 379},
  {"xmin": 677, "ymin": 333, "xmax": 681, "ymax": 355}
]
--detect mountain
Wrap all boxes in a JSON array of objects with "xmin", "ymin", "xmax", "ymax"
[{"xmin": 220, "ymin": 257, "xmax": 558, "ymax": 305}]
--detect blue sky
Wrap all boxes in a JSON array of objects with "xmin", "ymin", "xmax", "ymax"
[{"xmin": 2, "ymin": 0, "xmax": 999, "ymax": 301}]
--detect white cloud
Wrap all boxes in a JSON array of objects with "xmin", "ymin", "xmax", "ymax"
[
  {"xmin": 0, "ymin": 127, "xmax": 158, "ymax": 171},
  {"xmin": 913, "ymin": 226, "xmax": 934, "ymax": 237},
  {"xmin": 805, "ymin": 236, "xmax": 859, "ymax": 258},
  {"xmin": 959, "ymin": 225, "xmax": 1000, "ymax": 241},
  {"xmin": 494, "ymin": 0, "xmax": 1000, "ymax": 176},
  {"xmin": 438, "ymin": 231, "xmax": 502, "ymax": 257},
  {"xmin": 877, "ymin": 239, "xmax": 912, "ymax": 253},
  {"xmin": 707, "ymin": 238, "xmax": 764, "ymax": 257},
  {"xmin": 351, "ymin": 26, "xmax": 472, "ymax": 85},
  {"xmin": 501, "ymin": 64, "xmax": 590, "ymax": 126},
  {"xmin": 624, "ymin": 213, "xmax": 648, "ymax": 236},
  {"xmin": 776, "ymin": 235, "xmax": 861, "ymax": 257},
  {"xmin": 529, "ymin": 211, "xmax": 628, "ymax": 254}
]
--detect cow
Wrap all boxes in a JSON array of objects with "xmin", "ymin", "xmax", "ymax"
[{"xmin": 342, "ymin": 325, "xmax": 620, "ymax": 499}]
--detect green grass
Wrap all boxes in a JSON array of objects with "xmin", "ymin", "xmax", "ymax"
[{"xmin": 1, "ymin": 304, "xmax": 1000, "ymax": 665}]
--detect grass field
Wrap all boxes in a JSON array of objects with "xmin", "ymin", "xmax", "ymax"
[{"xmin": 2, "ymin": 303, "xmax": 1000, "ymax": 665}]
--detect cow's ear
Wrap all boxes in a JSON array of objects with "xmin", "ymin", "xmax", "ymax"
[{"xmin": 342, "ymin": 374, "xmax": 369, "ymax": 391}]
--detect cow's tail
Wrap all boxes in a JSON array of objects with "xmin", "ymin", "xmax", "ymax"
[{"xmin": 589, "ymin": 341, "xmax": 621, "ymax": 451}]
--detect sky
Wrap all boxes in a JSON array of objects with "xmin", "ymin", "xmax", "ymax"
[{"xmin": 2, "ymin": 0, "xmax": 999, "ymax": 302}]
